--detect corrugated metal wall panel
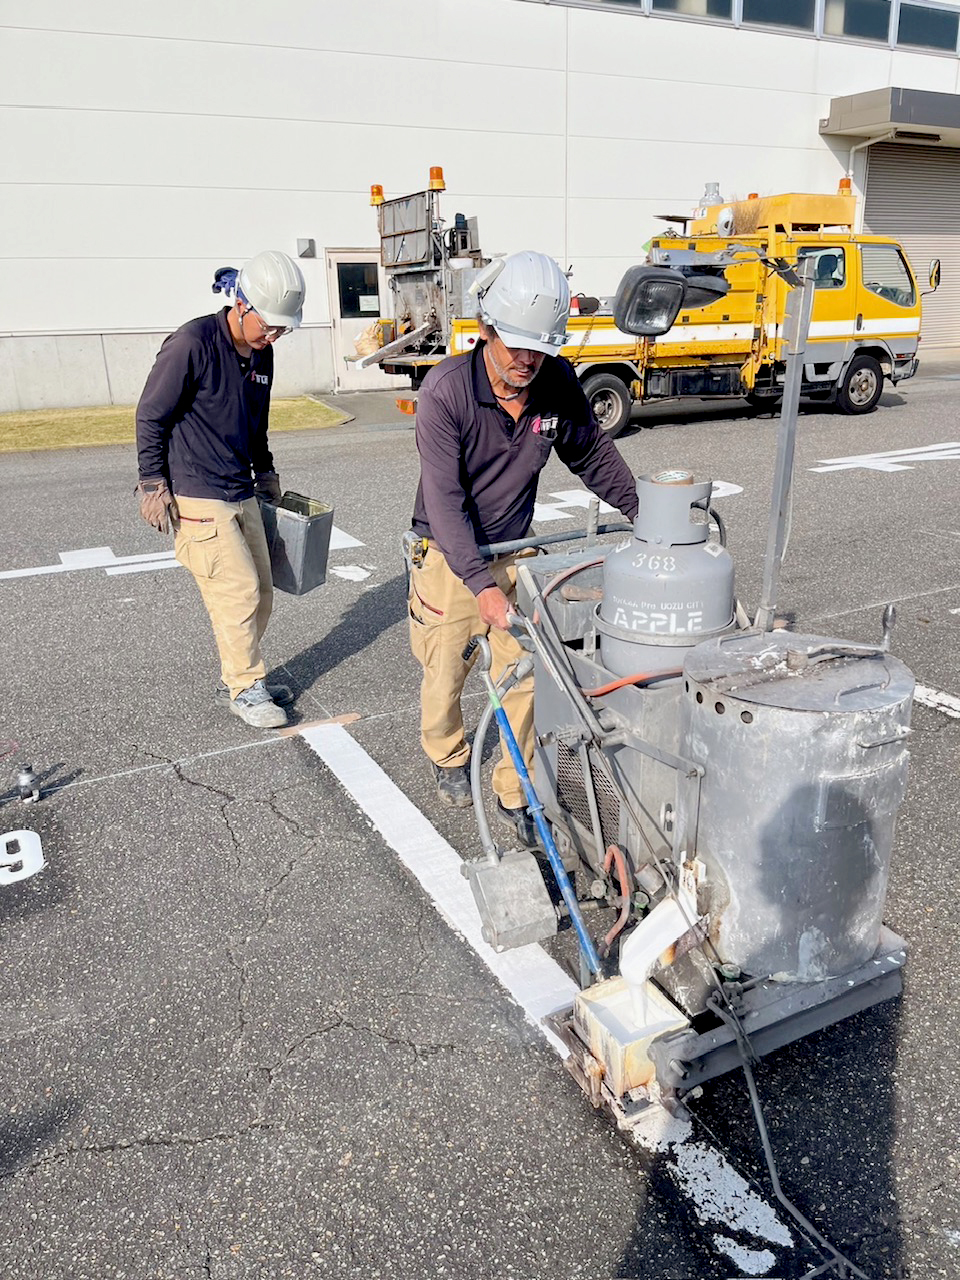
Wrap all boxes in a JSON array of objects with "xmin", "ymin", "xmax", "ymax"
[{"xmin": 864, "ymin": 143, "xmax": 960, "ymax": 349}]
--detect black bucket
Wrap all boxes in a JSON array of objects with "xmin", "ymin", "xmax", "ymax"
[{"xmin": 260, "ymin": 491, "xmax": 334, "ymax": 596}]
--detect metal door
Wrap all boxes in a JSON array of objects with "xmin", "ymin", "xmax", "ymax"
[
  {"xmin": 327, "ymin": 249, "xmax": 405, "ymax": 392},
  {"xmin": 864, "ymin": 142, "xmax": 960, "ymax": 348}
]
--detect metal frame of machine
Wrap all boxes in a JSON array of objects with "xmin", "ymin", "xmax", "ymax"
[{"xmin": 457, "ymin": 259, "xmax": 914, "ymax": 1280}]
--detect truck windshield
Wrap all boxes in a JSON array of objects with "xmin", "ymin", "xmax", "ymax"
[
  {"xmin": 798, "ymin": 247, "xmax": 846, "ymax": 289},
  {"xmin": 861, "ymin": 245, "xmax": 916, "ymax": 308}
]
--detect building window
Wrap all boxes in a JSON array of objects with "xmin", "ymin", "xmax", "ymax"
[
  {"xmin": 861, "ymin": 245, "xmax": 916, "ymax": 308},
  {"xmin": 897, "ymin": 2, "xmax": 960, "ymax": 50},
  {"xmin": 742, "ymin": 0, "xmax": 816, "ymax": 29},
  {"xmin": 822, "ymin": 0, "xmax": 892, "ymax": 41},
  {"xmin": 798, "ymin": 247, "xmax": 847, "ymax": 289},
  {"xmin": 651, "ymin": 0, "xmax": 732, "ymax": 16}
]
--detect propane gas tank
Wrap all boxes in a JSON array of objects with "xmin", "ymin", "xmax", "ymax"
[
  {"xmin": 677, "ymin": 631, "xmax": 913, "ymax": 982},
  {"xmin": 598, "ymin": 471, "xmax": 735, "ymax": 676}
]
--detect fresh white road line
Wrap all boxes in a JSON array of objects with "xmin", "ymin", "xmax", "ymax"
[
  {"xmin": 914, "ymin": 684, "xmax": 960, "ymax": 720},
  {"xmin": 303, "ymin": 722, "xmax": 797, "ymax": 1269},
  {"xmin": 300, "ymin": 721, "xmax": 578, "ymax": 1053}
]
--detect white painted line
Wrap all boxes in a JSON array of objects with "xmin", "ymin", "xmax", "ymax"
[
  {"xmin": 330, "ymin": 528, "xmax": 364, "ymax": 551},
  {"xmin": 1, "ymin": 530, "xmax": 363, "ymax": 582},
  {"xmin": 915, "ymin": 684, "xmax": 960, "ymax": 720},
  {"xmin": 300, "ymin": 722, "xmax": 578, "ymax": 1053},
  {"xmin": 811, "ymin": 442, "xmax": 960, "ymax": 474},
  {"xmin": 547, "ymin": 489, "xmax": 616, "ymax": 513},
  {"xmin": 59, "ymin": 547, "xmax": 117, "ymax": 567}
]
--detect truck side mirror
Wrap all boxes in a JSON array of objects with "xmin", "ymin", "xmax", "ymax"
[
  {"xmin": 613, "ymin": 266, "xmax": 730, "ymax": 337},
  {"xmin": 929, "ymin": 258, "xmax": 941, "ymax": 291}
]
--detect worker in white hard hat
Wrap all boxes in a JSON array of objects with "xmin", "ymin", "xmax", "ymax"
[
  {"xmin": 408, "ymin": 250, "xmax": 639, "ymax": 847},
  {"xmin": 135, "ymin": 250, "xmax": 306, "ymax": 728}
]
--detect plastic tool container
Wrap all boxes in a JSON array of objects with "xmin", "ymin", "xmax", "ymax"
[{"xmin": 260, "ymin": 491, "xmax": 334, "ymax": 595}]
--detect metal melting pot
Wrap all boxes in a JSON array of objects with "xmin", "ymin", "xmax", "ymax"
[{"xmin": 678, "ymin": 631, "xmax": 913, "ymax": 982}]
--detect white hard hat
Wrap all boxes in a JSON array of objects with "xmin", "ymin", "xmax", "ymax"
[
  {"xmin": 472, "ymin": 250, "xmax": 570, "ymax": 356},
  {"xmin": 238, "ymin": 249, "xmax": 306, "ymax": 329}
]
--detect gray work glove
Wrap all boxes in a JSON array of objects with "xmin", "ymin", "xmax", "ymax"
[
  {"xmin": 254, "ymin": 471, "xmax": 282, "ymax": 502},
  {"xmin": 136, "ymin": 477, "xmax": 179, "ymax": 534}
]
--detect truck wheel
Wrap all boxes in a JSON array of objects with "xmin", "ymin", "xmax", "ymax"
[
  {"xmin": 582, "ymin": 373, "xmax": 632, "ymax": 438},
  {"xmin": 836, "ymin": 355, "xmax": 883, "ymax": 415}
]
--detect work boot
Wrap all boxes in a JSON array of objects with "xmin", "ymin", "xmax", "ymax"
[
  {"xmin": 496, "ymin": 799, "xmax": 540, "ymax": 850},
  {"xmin": 217, "ymin": 680, "xmax": 295, "ymax": 707},
  {"xmin": 224, "ymin": 679, "xmax": 288, "ymax": 729},
  {"xmin": 430, "ymin": 761, "xmax": 473, "ymax": 809}
]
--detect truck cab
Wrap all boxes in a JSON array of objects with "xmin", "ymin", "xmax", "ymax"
[{"xmin": 363, "ymin": 176, "xmax": 933, "ymax": 436}]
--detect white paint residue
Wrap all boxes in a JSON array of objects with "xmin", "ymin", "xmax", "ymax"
[
  {"xmin": 712, "ymin": 1236, "xmax": 777, "ymax": 1275},
  {"xmin": 672, "ymin": 1143, "xmax": 794, "ymax": 1247},
  {"xmin": 915, "ymin": 684, "xmax": 960, "ymax": 721},
  {"xmin": 625, "ymin": 1108, "xmax": 792, "ymax": 1257},
  {"xmin": 331, "ymin": 565, "xmax": 372, "ymax": 581},
  {"xmin": 944, "ymin": 1228, "xmax": 960, "ymax": 1247}
]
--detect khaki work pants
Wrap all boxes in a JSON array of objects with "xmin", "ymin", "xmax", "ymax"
[
  {"xmin": 174, "ymin": 495, "xmax": 273, "ymax": 699},
  {"xmin": 408, "ymin": 545, "xmax": 534, "ymax": 810}
]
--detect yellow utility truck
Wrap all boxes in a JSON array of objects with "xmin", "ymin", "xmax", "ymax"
[{"xmin": 362, "ymin": 174, "xmax": 933, "ymax": 436}]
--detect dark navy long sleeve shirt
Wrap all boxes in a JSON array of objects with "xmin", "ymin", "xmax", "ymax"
[
  {"xmin": 412, "ymin": 343, "xmax": 639, "ymax": 595},
  {"xmin": 136, "ymin": 308, "xmax": 274, "ymax": 501}
]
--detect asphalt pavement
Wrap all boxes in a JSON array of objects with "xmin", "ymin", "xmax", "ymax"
[{"xmin": 1, "ymin": 373, "xmax": 959, "ymax": 1279}]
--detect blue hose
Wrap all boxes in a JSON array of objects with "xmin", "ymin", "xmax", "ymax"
[{"xmin": 488, "ymin": 694, "xmax": 602, "ymax": 976}]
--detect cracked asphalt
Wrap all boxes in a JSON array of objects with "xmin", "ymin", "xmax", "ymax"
[{"xmin": 1, "ymin": 372, "xmax": 959, "ymax": 1279}]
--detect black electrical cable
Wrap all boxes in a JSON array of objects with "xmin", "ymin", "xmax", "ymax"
[{"xmin": 704, "ymin": 1000, "xmax": 874, "ymax": 1280}]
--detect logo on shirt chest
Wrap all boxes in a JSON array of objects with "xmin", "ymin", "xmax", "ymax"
[
  {"xmin": 249, "ymin": 371, "xmax": 270, "ymax": 386},
  {"xmin": 531, "ymin": 414, "xmax": 558, "ymax": 440}
]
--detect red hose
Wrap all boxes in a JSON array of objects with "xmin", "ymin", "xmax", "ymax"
[
  {"xmin": 600, "ymin": 843, "xmax": 632, "ymax": 959},
  {"xmin": 581, "ymin": 668, "xmax": 683, "ymax": 697}
]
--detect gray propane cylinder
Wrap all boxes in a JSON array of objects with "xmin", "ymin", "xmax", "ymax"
[
  {"xmin": 678, "ymin": 631, "xmax": 914, "ymax": 983},
  {"xmin": 598, "ymin": 471, "xmax": 735, "ymax": 676}
]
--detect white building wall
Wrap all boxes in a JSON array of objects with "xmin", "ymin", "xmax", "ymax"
[{"xmin": 1, "ymin": 0, "xmax": 958, "ymax": 407}]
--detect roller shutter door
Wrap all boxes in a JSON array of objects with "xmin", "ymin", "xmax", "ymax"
[{"xmin": 863, "ymin": 142, "xmax": 960, "ymax": 349}]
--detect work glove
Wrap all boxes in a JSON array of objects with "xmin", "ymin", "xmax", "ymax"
[
  {"xmin": 254, "ymin": 471, "xmax": 282, "ymax": 502},
  {"xmin": 136, "ymin": 477, "xmax": 179, "ymax": 534}
]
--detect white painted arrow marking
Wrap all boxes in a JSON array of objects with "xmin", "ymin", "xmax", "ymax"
[{"xmin": 811, "ymin": 442, "xmax": 960, "ymax": 474}]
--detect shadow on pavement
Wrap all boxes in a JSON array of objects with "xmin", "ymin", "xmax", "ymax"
[
  {"xmin": 281, "ymin": 571, "xmax": 408, "ymax": 690},
  {"xmin": 0, "ymin": 1096, "xmax": 81, "ymax": 1178}
]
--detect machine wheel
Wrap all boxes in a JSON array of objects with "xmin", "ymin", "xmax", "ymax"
[
  {"xmin": 582, "ymin": 373, "xmax": 633, "ymax": 438},
  {"xmin": 836, "ymin": 354, "xmax": 884, "ymax": 415}
]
